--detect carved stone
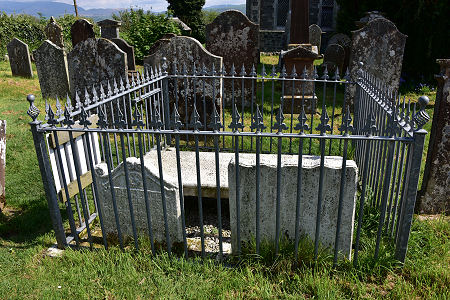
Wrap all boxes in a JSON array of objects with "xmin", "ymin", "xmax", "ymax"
[
  {"xmin": 324, "ymin": 43, "xmax": 345, "ymax": 73},
  {"xmin": 6, "ymin": 38, "xmax": 33, "ymax": 78},
  {"xmin": 71, "ymin": 19, "xmax": 95, "ymax": 48},
  {"xmin": 309, "ymin": 24, "xmax": 322, "ymax": 53},
  {"xmin": 44, "ymin": 17, "xmax": 64, "ymax": 48}
]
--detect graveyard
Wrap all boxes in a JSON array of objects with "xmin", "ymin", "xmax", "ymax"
[{"xmin": 0, "ymin": 2, "xmax": 449, "ymax": 299}]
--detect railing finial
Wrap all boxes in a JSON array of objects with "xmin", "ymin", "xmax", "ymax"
[{"xmin": 413, "ymin": 96, "xmax": 430, "ymax": 130}]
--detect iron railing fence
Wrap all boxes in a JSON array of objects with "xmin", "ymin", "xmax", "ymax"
[{"xmin": 27, "ymin": 59, "xmax": 429, "ymax": 266}]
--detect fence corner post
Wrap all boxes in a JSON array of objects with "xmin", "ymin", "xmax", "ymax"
[{"xmin": 27, "ymin": 94, "xmax": 67, "ymax": 249}]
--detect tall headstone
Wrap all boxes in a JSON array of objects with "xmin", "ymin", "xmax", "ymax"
[
  {"xmin": 347, "ymin": 18, "xmax": 407, "ymax": 104},
  {"xmin": 6, "ymin": 38, "xmax": 33, "ymax": 78},
  {"xmin": 328, "ymin": 33, "xmax": 351, "ymax": 71},
  {"xmin": 98, "ymin": 19, "xmax": 121, "ymax": 39},
  {"xmin": 111, "ymin": 39, "xmax": 136, "ymax": 71},
  {"xmin": 419, "ymin": 59, "xmax": 450, "ymax": 214},
  {"xmin": 0, "ymin": 120, "xmax": 5, "ymax": 212},
  {"xmin": 309, "ymin": 24, "xmax": 322, "ymax": 53},
  {"xmin": 71, "ymin": 19, "xmax": 95, "ymax": 48},
  {"xmin": 44, "ymin": 17, "xmax": 64, "ymax": 49},
  {"xmin": 34, "ymin": 40, "xmax": 70, "ymax": 99},
  {"xmin": 143, "ymin": 36, "xmax": 223, "ymax": 130},
  {"xmin": 67, "ymin": 38, "xmax": 127, "ymax": 102},
  {"xmin": 323, "ymin": 43, "xmax": 345, "ymax": 73},
  {"xmin": 206, "ymin": 10, "xmax": 259, "ymax": 106}
]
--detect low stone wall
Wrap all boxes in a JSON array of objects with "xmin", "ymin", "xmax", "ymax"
[
  {"xmin": 228, "ymin": 154, "xmax": 358, "ymax": 259},
  {"xmin": 260, "ymin": 30, "xmax": 286, "ymax": 52}
]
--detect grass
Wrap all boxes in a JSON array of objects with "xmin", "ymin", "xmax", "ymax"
[{"xmin": 0, "ymin": 58, "xmax": 449, "ymax": 299}]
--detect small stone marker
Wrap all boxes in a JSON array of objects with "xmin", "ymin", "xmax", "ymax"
[
  {"xmin": 309, "ymin": 24, "xmax": 322, "ymax": 52},
  {"xmin": 324, "ymin": 43, "xmax": 345, "ymax": 73},
  {"xmin": 111, "ymin": 38, "xmax": 136, "ymax": 71},
  {"xmin": 143, "ymin": 36, "xmax": 223, "ymax": 129},
  {"xmin": 71, "ymin": 19, "xmax": 95, "ymax": 48},
  {"xmin": 98, "ymin": 19, "xmax": 121, "ymax": 40},
  {"xmin": 0, "ymin": 120, "xmax": 5, "ymax": 212},
  {"xmin": 34, "ymin": 40, "xmax": 70, "ymax": 99},
  {"xmin": 347, "ymin": 18, "xmax": 407, "ymax": 104},
  {"xmin": 228, "ymin": 154, "xmax": 358, "ymax": 259},
  {"xmin": 44, "ymin": 17, "xmax": 64, "ymax": 48},
  {"xmin": 6, "ymin": 38, "xmax": 33, "ymax": 78},
  {"xmin": 95, "ymin": 157, "xmax": 183, "ymax": 244},
  {"xmin": 67, "ymin": 38, "xmax": 127, "ymax": 102},
  {"xmin": 327, "ymin": 33, "xmax": 351, "ymax": 71}
]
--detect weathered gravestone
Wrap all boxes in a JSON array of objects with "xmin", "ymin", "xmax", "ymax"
[
  {"xmin": 309, "ymin": 24, "xmax": 322, "ymax": 53},
  {"xmin": 71, "ymin": 19, "xmax": 95, "ymax": 48},
  {"xmin": 95, "ymin": 157, "xmax": 183, "ymax": 244},
  {"xmin": 34, "ymin": 40, "xmax": 70, "ymax": 99},
  {"xmin": 6, "ymin": 38, "xmax": 33, "ymax": 78},
  {"xmin": 206, "ymin": 10, "xmax": 259, "ymax": 107},
  {"xmin": 0, "ymin": 120, "xmax": 5, "ymax": 212},
  {"xmin": 143, "ymin": 36, "xmax": 222, "ymax": 130},
  {"xmin": 229, "ymin": 154, "xmax": 358, "ymax": 259},
  {"xmin": 98, "ymin": 19, "xmax": 120, "ymax": 39},
  {"xmin": 419, "ymin": 59, "xmax": 450, "ymax": 215},
  {"xmin": 347, "ymin": 18, "xmax": 407, "ymax": 105},
  {"xmin": 111, "ymin": 38, "xmax": 136, "ymax": 71},
  {"xmin": 67, "ymin": 38, "xmax": 127, "ymax": 103},
  {"xmin": 328, "ymin": 33, "xmax": 351, "ymax": 71},
  {"xmin": 324, "ymin": 43, "xmax": 345, "ymax": 73},
  {"xmin": 44, "ymin": 17, "xmax": 64, "ymax": 48}
]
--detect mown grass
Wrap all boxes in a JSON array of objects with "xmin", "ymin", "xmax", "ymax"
[{"xmin": 0, "ymin": 59, "xmax": 448, "ymax": 299}]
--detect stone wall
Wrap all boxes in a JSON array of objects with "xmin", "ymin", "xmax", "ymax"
[{"xmin": 260, "ymin": 30, "xmax": 286, "ymax": 52}]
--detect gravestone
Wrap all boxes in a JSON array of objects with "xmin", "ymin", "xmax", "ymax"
[
  {"xmin": 34, "ymin": 40, "xmax": 70, "ymax": 99},
  {"xmin": 419, "ymin": 59, "xmax": 450, "ymax": 214},
  {"xmin": 324, "ymin": 44, "xmax": 345, "ymax": 73},
  {"xmin": 111, "ymin": 38, "xmax": 136, "ymax": 71},
  {"xmin": 6, "ymin": 38, "xmax": 33, "ymax": 78},
  {"xmin": 71, "ymin": 19, "xmax": 95, "ymax": 48},
  {"xmin": 44, "ymin": 17, "xmax": 64, "ymax": 48},
  {"xmin": 0, "ymin": 120, "xmax": 5, "ymax": 212},
  {"xmin": 309, "ymin": 24, "xmax": 322, "ymax": 53},
  {"xmin": 98, "ymin": 19, "xmax": 121, "ymax": 39},
  {"xmin": 328, "ymin": 33, "xmax": 351, "ymax": 71},
  {"xmin": 347, "ymin": 18, "xmax": 407, "ymax": 105},
  {"xmin": 143, "ymin": 36, "xmax": 223, "ymax": 130},
  {"xmin": 229, "ymin": 154, "xmax": 358, "ymax": 259},
  {"xmin": 206, "ymin": 10, "xmax": 259, "ymax": 107},
  {"xmin": 95, "ymin": 157, "xmax": 183, "ymax": 244},
  {"xmin": 67, "ymin": 38, "xmax": 127, "ymax": 103}
]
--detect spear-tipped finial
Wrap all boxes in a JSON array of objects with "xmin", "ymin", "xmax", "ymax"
[
  {"xmin": 114, "ymin": 108, "xmax": 126, "ymax": 129},
  {"xmin": 294, "ymin": 104, "xmax": 310, "ymax": 133},
  {"xmin": 322, "ymin": 65, "xmax": 329, "ymax": 80},
  {"xmin": 189, "ymin": 105, "xmax": 202, "ymax": 131},
  {"xmin": 315, "ymin": 105, "xmax": 331, "ymax": 134},
  {"xmin": 97, "ymin": 106, "xmax": 108, "ymax": 129},
  {"xmin": 65, "ymin": 94, "xmax": 73, "ymax": 113},
  {"xmin": 251, "ymin": 105, "xmax": 266, "ymax": 132},
  {"xmin": 131, "ymin": 102, "xmax": 145, "ymax": 129},
  {"xmin": 363, "ymin": 110, "xmax": 377, "ymax": 136},
  {"xmin": 47, "ymin": 106, "xmax": 58, "ymax": 127},
  {"xmin": 273, "ymin": 107, "xmax": 288, "ymax": 132},
  {"xmin": 63, "ymin": 106, "xmax": 75, "ymax": 128},
  {"xmin": 79, "ymin": 107, "xmax": 92, "ymax": 129},
  {"xmin": 171, "ymin": 104, "xmax": 183, "ymax": 131},
  {"xmin": 209, "ymin": 105, "xmax": 222, "ymax": 131},
  {"xmin": 229, "ymin": 104, "xmax": 244, "ymax": 132},
  {"xmin": 338, "ymin": 106, "xmax": 353, "ymax": 135}
]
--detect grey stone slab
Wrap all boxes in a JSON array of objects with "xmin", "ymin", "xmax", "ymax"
[
  {"xmin": 309, "ymin": 24, "xmax": 322, "ymax": 53},
  {"xmin": 206, "ymin": 10, "xmax": 259, "ymax": 107},
  {"xmin": 95, "ymin": 157, "xmax": 183, "ymax": 243},
  {"xmin": 67, "ymin": 38, "xmax": 127, "ymax": 103},
  {"xmin": 324, "ymin": 43, "xmax": 345, "ymax": 73},
  {"xmin": 111, "ymin": 38, "xmax": 136, "ymax": 71},
  {"xmin": 143, "ymin": 36, "xmax": 222, "ymax": 130},
  {"xmin": 228, "ymin": 154, "xmax": 358, "ymax": 259},
  {"xmin": 327, "ymin": 33, "xmax": 351, "ymax": 71},
  {"xmin": 34, "ymin": 40, "xmax": 70, "ymax": 99},
  {"xmin": 71, "ymin": 19, "xmax": 95, "ymax": 48},
  {"xmin": 347, "ymin": 18, "xmax": 407, "ymax": 104},
  {"xmin": 6, "ymin": 38, "xmax": 33, "ymax": 78},
  {"xmin": 45, "ymin": 17, "xmax": 64, "ymax": 48},
  {"xmin": 98, "ymin": 19, "xmax": 121, "ymax": 39}
]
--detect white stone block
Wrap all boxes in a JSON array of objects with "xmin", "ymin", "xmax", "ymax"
[{"xmin": 228, "ymin": 154, "xmax": 358, "ymax": 259}]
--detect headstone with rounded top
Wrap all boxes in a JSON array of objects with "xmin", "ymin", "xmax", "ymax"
[
  {"xmin": 98, "ymin": 19, "xmax": 121, "ymax": 40},
  {"xmin": 111, "ymin": 38, "xmax": 136, "ymax": 71},
  {"xmin": 309, "ymin": 24, "xmax": 322, "ymax": 53},
  {"xmin": 324, "ymin": 43, "xmax": 345, "ymax": 73},
  {"xmin": 45, "ymin": 17, "xmax": 64, "ymax": 49},
  {"xmin": 6, "ymin": 38, "xmax": 33, "ymax": 78},
  {"xmin": 71, "ymin": 19, "xmax": 95, "ymax": 48},
  {"xmin": 328, "ymin": 33, "xmax": 351, "ymax": 71},
  {"xmin": 34, "ymin": 40, "xmax": 70, "ymax": 99}
]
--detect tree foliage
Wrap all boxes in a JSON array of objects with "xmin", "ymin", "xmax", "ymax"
[
  {"xmin": 335, "ymin": 0, "xmax": 449, "ymax": 83},
  {"xmin": 113, "ymin": 9, "xmax": 181, "ymax": 64},
  {"xmin": 167, "ymin": 0, "xmax": 206, "ymax": 42}
]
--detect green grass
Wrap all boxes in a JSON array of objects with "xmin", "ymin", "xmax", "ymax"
[{"xmin": 0, "ymin": 58, "xmax": 449, "ymax": 299}]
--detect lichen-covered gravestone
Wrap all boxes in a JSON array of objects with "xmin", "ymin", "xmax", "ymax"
[
  {"xmin": 206, "ymin": 10, "xmax": 259, "ymax": 107},
  {"xmin": 34, "ymin": 40, "xmax": 70, "ymax": 99},
  {"xmin": 328, "ymin": 33, "xmax": 351, "ymax": 71},
  {"xmin": 95, "ymin": 157, "xmax": 183, "ymax": 244},
  {"xmin": 67, "ymin": 38, "xmax": 127, "ymax": 103},
  {"xmin": 44, "ymin": 17, "xmax": 64, "ymax": 48},
  {"xmin": 347, "ymin": 18, "xmax": 407, "ymax": 104},
  {"xmin": 143, "ymin": 36, "xmax": 222, "ymax": 130},
  {"xmin": 309, "ymin": 24, "xmax": 322, "ymax": 53},
  {"xmin": 6, "ymin": 38, "xmax": 33, "ymax": 78},
  {"xmin": 71, "ymin": 19, "xmax": 95, "ymax": 48},
  {"xmin": 324, "ymin": 43, "xmax": 345, "ymax": 73},
  {"xmin": 228, "ymin": 154, "xmax": 358, "ymax": 259}
]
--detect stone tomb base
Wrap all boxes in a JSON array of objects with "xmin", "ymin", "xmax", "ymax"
[{"xmin": 228, "ymin": 155, "xmax": 358, "ymax": 259}]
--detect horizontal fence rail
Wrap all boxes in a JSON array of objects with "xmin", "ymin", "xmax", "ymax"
[{"xmin": 27, "ymin": 58, "xmax": 430, "ymax": 266}]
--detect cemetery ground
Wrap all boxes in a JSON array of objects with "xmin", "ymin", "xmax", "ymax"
[{"xmin": 0, "ymin": 58, "xmax": 448, "ymax": 299}]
